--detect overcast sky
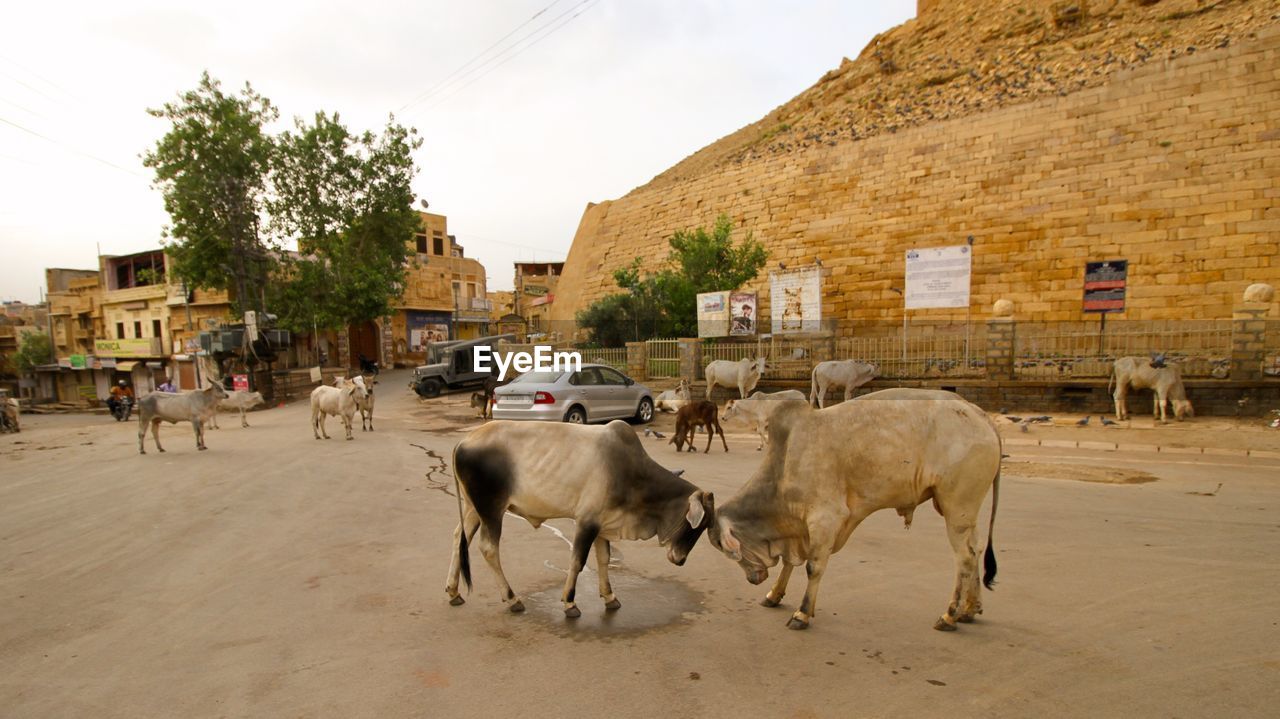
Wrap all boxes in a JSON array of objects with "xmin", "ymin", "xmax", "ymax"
[{"xmin": 0, "ymin": 0, "xmax": 914, "ymax": 302}]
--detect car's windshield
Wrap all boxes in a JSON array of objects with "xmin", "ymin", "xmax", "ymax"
[{"xmin": 509, "ymin": 371, "xmax": 563, "ymax": 384}]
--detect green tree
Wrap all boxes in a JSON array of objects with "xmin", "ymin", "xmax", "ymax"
[
  {"xmin": 144, "ymin": 72, "xmax": 279, "ymax": 316},
  {"xmin": 268, "ymin": 112, "xmax": 421, "ymax": 333},
  {"xmin": 577, "ymin": 214, "xmax": 768, "ymax": 344},
  {"xmin": 13, "ymin": 332, "xmax": 53, "ymax": 373}
]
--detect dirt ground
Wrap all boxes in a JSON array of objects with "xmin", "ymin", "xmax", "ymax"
[{"xmin": 2, "ymin": 370, "xmax": 1278, "ymax": 718}]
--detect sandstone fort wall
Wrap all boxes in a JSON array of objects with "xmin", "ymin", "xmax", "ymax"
[{"xmin": 551, "ymin": 27, "xmax": 1280, "ymax": 331}]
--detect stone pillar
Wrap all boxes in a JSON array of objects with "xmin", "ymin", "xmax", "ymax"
[
  {"xmin": 380, "ymin": 316, "xmax": 394, "ymax": 368},
  {"xmin": 813, "ymin": 332, "xmax": 836, "ymax": 364},
  {"xmin": 626, "ymin": 341, "xmax": 647, "ymax": 381},
  {"xmin": 678, "ymin": 338, "xmax": 703, "ymax": 381},
  {"xmin": 1231, "ymin": 303, "xmax": 1269, "ymax": 381},
  {"xmin": 986, "ymin": 318, "xmax": 1015, "ymax": 380},
  {"xmin": 337, "ymin": 328, "xmax": 350, "ymax": 370}
]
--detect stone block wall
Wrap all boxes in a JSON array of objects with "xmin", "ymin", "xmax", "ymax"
[{"xmin": 552, "ymin": 27, "xmax": 1280, "ymax": 331}]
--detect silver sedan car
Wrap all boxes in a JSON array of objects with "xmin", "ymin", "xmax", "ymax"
[{"xmin": 492, "ymin": 364, "xmax": 655, "ymax": 424}]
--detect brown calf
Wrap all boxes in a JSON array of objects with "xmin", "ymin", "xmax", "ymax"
[{"xmin": 670, "ymin": 400, "xmax": 728, "ymax": 453}]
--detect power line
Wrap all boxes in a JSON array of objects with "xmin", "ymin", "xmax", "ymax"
[
  {"xmin": 0, "ymin": 114, "xmax": 145, "ymax": 178},
  {"xmin": 406, "ymin": 0, "xmax": 601, "ymax": 114},
  {"xmin": 0, "ymin": 53, "xmax": 85, "ymax": 105},
  {"xmin": 399, "ymin": 0, "xmax": 566, "ymax": 113}
]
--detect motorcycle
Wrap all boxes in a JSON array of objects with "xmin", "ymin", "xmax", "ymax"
[{"xmin": 111, "ymin": 396, "xmax": 134, "ymax": 422}]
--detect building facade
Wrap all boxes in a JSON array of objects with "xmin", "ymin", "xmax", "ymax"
[{"xmin": 513, "ymin": 262, "xmax": 563, "ymax": 337}]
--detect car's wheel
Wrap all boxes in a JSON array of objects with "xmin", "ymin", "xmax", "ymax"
[
  {"xmin": 416, "ymin": 378, "xmax": 443, "ymax": 399},
  {"xmin": 564, "ymin": 406, "xmax": 587, "ymax": 424},
  {"xmin": 634, "ymin": 397, "xmax": 654, "ymax": 424}
]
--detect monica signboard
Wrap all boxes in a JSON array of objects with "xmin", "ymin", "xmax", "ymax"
[{"xmin": 93, "ymin": 338, "xmax": 160, "ymax": 357}]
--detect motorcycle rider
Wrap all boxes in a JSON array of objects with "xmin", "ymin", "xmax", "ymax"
[{"xmin": 107, "ymin": 379, "xmax": 133, "ymax": 417}]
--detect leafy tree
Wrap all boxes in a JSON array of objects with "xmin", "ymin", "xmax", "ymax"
[
  {"xmin": 144, "ymin": 72, "xmax": 279, "ymax": 317},
  {"xmin": 13, "ymin": 332, "xmax": 53, "ymax": 373},
  {"xmin": 577, "ymin": 214, "xmax": 768, "ymax": 344},
  {"xmin": 268, "ymin": 112, "xmax": 421, "ymax": 333}
]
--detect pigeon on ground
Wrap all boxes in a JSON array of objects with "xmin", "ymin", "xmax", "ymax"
[
  {"xmin": 1019, "ymin": 420, "xmax": 1030, "ymax": 433},
  {"xmin": 1028, "ymin": 415, "xmax": 1052, "ymax": 423},
  {"xmin": 1101, "ymin": 417, "xmax": 1118, "ymax": 426},
  {"xmin": 1076, "ymin": 416, "xmax": 1091, "ymax": 426},
  {"xmin": 1004, "ymin": 416, "xmax": 1023, "ymax": 423},
  {"xmin": 652, "ymin": 431, "xmax": 665, "ymax": 439}
]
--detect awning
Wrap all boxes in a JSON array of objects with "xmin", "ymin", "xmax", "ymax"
[{"xmin": 115, "ymin": 361, "xmax": 138, "ymax": 372}]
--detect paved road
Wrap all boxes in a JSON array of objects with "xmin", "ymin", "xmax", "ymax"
[{"xmin": 2, "ymin": 371, "xmax": 1277, "ymax": 717}]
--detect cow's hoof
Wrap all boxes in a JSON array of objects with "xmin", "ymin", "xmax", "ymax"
[
  {"xmin": 448, "ymin": 594, "xmax": 465, "ymax": 606},
  {"xmin": 786, "ymin": 617, "xmax": 810, "ymax": 630},
  {"xmin": 933, "ymin": 617, "xmax": 958, "ymax": 632},
  {"xmin": 956, "ymin": 613, "xmax": 976, "ymax": 623},
  {"xmin": 604, "ymin": 598, "xmax": 622, "ymax": 611},
  {"xmin": 158, "ymin": 448, "xmax": 166, "ymax": 453},
  {"xmin": 199, "ymin": 446, "xmax": 207, "ymax": 451},
  {"xmin": 760, "ymin": 595, "xmax": 782, "ymax": 608},
  {"xmin": 509, "ymin": 600, "xmax": 525, "ymax": 613},
  {"xmin": 564, "ymin": 605, "xmax": 581, "ymax": 619},
  {"xmin": 346, "ymin": 436, "xmax": 353, "ymax": 441}
]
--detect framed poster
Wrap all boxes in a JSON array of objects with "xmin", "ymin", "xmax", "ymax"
[
  {"xmin": 769, "ymin": 266, "xmax": 822, "ymax": 334},
  {"xmin": 696, "ymin": 291, "xmax": 730, "ymax": 338},
  {"xmin": 729, "ymin": 292, "xmax": 757, "ymax": 336},
  {"xmin": 905, "ymin": 245, "xmax": 971, "ymax": 309}
]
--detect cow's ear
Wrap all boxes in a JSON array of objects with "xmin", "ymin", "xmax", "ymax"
[
  {"xmin": 722, "ymin": 524, "xmax": 742, "ymax": 561},
  {"xmin": 685, "ymin": 492, "xmax": 705, "ymax": 529}
]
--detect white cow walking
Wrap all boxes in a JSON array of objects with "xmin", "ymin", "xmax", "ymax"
[
  {"xmin": 809, "ymin": 360, "xmax": 878, "ymax": 408},
  {"xmin": 705, "ymin": 357, "xmax": 766, "ymax": 400},
  {"xmin": 1109, "ymin": 356, "xmax": 1194, "ymax": 422}
]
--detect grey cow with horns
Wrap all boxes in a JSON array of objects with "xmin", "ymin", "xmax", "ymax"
[{"xmin": 446, "ymin": 420, "xmax": 715, "ymax": 617}]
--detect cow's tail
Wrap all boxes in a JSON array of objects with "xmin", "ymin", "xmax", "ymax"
[
  {"xmin": 1107, "ymin": 364, "xmax": 1115, "ymax": 398},
  {"xmin": 809, "ymin": 371, "xmax": 818, "ymax": 407},
  {"xmin": 452, "ymin": 444, "xmax": 472, "ymax": 593},
  {"xmin": 983, "ymin": 466, "xmax": 1000, "ymax": 590}
]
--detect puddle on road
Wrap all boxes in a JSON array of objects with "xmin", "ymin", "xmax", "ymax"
[{"xmin": 509, "ymin": 571, "xmax": 706, "ymax": 641}]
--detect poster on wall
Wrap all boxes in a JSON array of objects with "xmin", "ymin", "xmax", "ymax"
[
  {"xmin": 905, "ymin": 245, "xmax": 971, "ymax": 309},
  {"xmin": 406, "ymin": 311, "xmax": 452, "ymax": 352},
  {"xmin": 769, "ymin": 266, "xmax": 822, "ymax": 334},
  {"xmin": 410, "ymin": 324, "xmax": 450, "ymax": 352},
  {"xmin": 729, "ymin": 292, "xmax": 758, "ymax": 336},
  {"xmin": 696, "ymin": 291, "xmax": 730, "ymax": 338}
]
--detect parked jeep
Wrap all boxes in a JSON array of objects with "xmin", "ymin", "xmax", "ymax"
[{"xmin": 410, "ymin": 334, "xmax": 517, "ymax": 398}]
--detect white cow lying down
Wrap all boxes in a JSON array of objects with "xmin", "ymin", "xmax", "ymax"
[
  {"xmin": 710, "ymin": 388, "xmax": 1002, "ymax": 632},
  {"xmin": 722, "ymin": 390, "xmax": 808, "ymax": 450},
  {"xmin": 655, "ymin": 379, "xmax": 692, "ymax": 413}
]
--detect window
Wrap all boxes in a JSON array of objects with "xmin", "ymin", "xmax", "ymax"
[
  {"xmin": 116, "ymin": 322, "xmax": 125, "ymax": 339},
  {"xmin": 415, "ymin": 235, "xmax": 428, "ymax": 254},
  {"xmin": 467, "ymin": 282, "xmax": 477, "ymax": 299},
  {"xmin": 598, "ymin": 368, "xmax": 629, "ymax": 386},
  {"xmin": 433, "ymin": 236, "xmax": 444, "ymax": 255},
  {"xmin": 134, "ymin": 321, "xmax": 142, "ymax": 338},
  {"xmin": 152, "ymin": 319, "xmax": 162, "ymax": 339}
]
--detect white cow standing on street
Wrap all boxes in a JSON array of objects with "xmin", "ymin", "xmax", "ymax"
[
  {"xmin": 207, "ymin": 390, "xmax": 265, "ymax": 429},
  {"xmin": 722, "ymin": 390, "xmax": 808, "ymax": 450},
  {"xmin": 809, "ymin": 360, "xmax": 878, "ymax": 408},
  {"xmin": 1109, "ymin": 356, "xmax": 1194, "ymax": 422},
  {"xmin": 311, "ymin": 380, "xmax": 367, "ymax": 440},
  {"xmin": 709, "ymin": 388, "xmax": 1002, "ymax": 632},
  {"xmin": 137, "ymin": 385, "xmax": 229, "ymax": 454},
  {"xmin": 705, "ymin": 357, "xmax": 766, "ymax": 400}
]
